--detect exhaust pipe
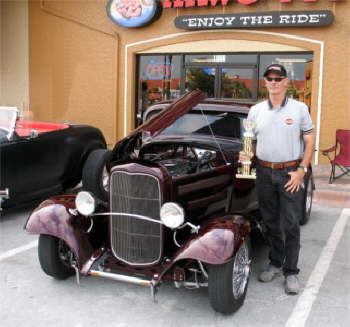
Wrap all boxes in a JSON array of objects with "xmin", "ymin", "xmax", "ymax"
[
  {"xmin": 89, "ymin": 269, "xmax": 153, "ymax": 287},
  {"xmin": 89, "ymin": 269, "xmax": 159, "ymax": 301}
]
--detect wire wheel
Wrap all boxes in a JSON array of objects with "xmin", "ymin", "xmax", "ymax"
[
  {"xmin": 208, "ymin": 238, "xmax": 251, "ymax": 314},
  {"xmin": 232, "ymin": 240, "xmax": 251, "ymax": 299}
]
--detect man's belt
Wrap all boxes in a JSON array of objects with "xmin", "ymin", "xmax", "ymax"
[{"xmin": 257, "ymin": 159, "xmax": 301, "ymax": 169}]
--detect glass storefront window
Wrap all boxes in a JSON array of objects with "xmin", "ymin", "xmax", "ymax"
[
  {"xmin": 185, "ymin": 54, "xmax": 257, "ymax": 64},
  {"xmin": 185, "ymin": 67, "xmax": 215, "ymax": 98},
  {"xmin": 259, "ymin": 54, "xmax": 313, "ymax": 106},
  {"xmin": 220, "ymin": 68, "xmax": 254, "ymax": 100},
  {"xmin": 137, "ymin": 52, "xmax": 313, "ymax": 125},
  {"xmin": 138, "ymin": 55, "xmax": 182, "ymax": 117}
]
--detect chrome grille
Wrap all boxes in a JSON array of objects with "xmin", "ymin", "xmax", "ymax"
[{"xmin": 110, "ymin": 170, "xmax": 162, "ymax": 265}]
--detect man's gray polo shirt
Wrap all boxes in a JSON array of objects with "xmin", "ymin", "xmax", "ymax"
[{"xmin": 247, "ymin": 98, "xmax": 313, "ymax": 163}]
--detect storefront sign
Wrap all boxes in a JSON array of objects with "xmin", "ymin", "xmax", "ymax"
[
  {"xmin": 106, "ymin": 0, "xmax": 337, "ymax": 28},
  {"xmin": 163, "ymin": 0, "xmax": 340, "ymax": 9},
  {"xmin": 106, "ymin": 0, "xmax": 162, "ymax": 28},
  {"xmin": 175, "ymin": 10, "xmax": 334, "ymax": 29}
]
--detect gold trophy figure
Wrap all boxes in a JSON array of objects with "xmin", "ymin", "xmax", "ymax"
[{"xmin": 236, "ymin": 119, "xmax": 256, "ymax": 179}]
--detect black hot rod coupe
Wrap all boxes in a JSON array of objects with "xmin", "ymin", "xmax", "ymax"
[
  {"xmin": 25, "ymin": 91, "xmax": 313, "ymax": 314},
  {"xmin": 0, "ymin": 106, "xmax": 106, "ymax": 209}
]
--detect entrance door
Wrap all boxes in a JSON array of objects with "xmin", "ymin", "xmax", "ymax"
[
  {"xmin": 185, "ymin": 66, "xmax": 216, "ymax": 98},
  {"xmin": 184, "ymin": 63, "xmax": 257, "ymax": 100}
]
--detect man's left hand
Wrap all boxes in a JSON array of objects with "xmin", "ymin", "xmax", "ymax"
[{"xmin": 284, "ymin": 169, "xmax": 305, "ymax": 193}]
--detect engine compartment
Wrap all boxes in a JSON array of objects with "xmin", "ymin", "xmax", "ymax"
[{"xmin": 139, "ymin": 142, "xmax": 217, "ymax": 177}]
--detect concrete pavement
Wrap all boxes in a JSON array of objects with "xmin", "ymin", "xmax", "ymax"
[
  {"xmin": 1, "ymin": 203, "xmax": 349, "ymax": 327},
  {"xmin": 312, "ymin": 164, "xmax": 350, "ymax": 208}
]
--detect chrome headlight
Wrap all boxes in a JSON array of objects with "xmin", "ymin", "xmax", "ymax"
[
  {"xmin": 160, "ymin": 202, "xmax": 184, "ymax": 229},
  {"xmin": 75, "ymin": 191, "xmax": 95, "ymax": 216}
]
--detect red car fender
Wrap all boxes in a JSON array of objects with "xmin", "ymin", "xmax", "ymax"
[
  {"xmin": 24, "ymin": 196, "xmax": 93, "ymax": 269},
  {"xmin": 172, "ymin": 215, "xmax": 250, "ymax": 265}
]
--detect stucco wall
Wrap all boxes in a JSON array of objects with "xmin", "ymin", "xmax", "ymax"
[
  {"xmin": 29, "ymin": 0, "xmax": 117, "ymax": 146},
  {"xmin": 1, "ymin": 0, "xmax": 29, "ymax": 110},
  {"xmin": 28, "ymin": 0, "xmax": 349, "ymax": 162}
]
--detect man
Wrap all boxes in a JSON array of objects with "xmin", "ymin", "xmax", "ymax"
[{"xmin": 240, "ymin": 64, "xmax": 315, "ymax": 294}]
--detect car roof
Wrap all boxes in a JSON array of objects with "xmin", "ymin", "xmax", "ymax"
[{"xmin": 144, "ymin": 100, "xmax": 252, "ymax": 121}]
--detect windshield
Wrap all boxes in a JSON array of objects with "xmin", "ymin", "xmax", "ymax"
[
  {"xmin": 0, "ymin": 107, "xmax": 18, "ymax": 139},
  {"xmin": 160, "ymin": 111, "xmax": 246, "ymax": 140}
]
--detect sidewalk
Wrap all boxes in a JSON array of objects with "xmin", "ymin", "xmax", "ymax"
[{"xmin": 312, "ymin": 164, "xmax": 350, "ymax": 208}]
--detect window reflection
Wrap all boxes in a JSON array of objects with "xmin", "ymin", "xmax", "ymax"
[
  {"xmin": 185, "ymin": 67, "xmax": 215, "ymax": 98},
  {"xmin": 221, "ymin": 68, "xmax": 253, "ymax": 99}
]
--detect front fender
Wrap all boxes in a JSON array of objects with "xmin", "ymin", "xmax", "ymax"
[
  {"xmin": 24, "ymin": 196, "xmax": 93, "ymax": 269},
  {"xmin": 173, "ymin": 215, "xmax": 250, "ymax": 265}
]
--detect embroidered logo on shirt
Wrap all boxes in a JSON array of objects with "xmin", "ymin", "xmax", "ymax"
[{"xmin": 285, "ymin": 118, "xmax": 294, "ymax": 125}]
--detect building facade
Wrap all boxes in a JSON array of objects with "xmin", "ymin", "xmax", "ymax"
[{"xmin": 3, "ymin": 0, "xmax": 350, "ymax": 164}]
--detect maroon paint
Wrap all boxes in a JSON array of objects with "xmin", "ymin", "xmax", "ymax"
[
  {"xmin": 82, "ymin": 215, "xmax": 250, "ymax": 283},
  {"xmin": 81, "ymin": 247, "xmax": 107, "ymax": 275},
  {"xmin": 177, "ymin": 174, "xmax": 232, "ymax": 196},
  {"xmin": 110, "ymin": 161, "xmax": 172, "ymax": 203}
]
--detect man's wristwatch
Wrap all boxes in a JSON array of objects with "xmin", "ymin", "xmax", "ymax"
[{"xmin": 298, "ymin": 165, "xmax": 308, "ymax": 173}]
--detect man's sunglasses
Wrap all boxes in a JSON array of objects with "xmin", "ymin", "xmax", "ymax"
[{"xmin": 265, "ymin": 77, "xmax": 285, "ymax": 82}]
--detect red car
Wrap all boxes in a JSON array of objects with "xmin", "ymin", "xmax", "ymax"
[{"xmin": 25, "ymin": 91, "xmax": 313, "ymax": 314}]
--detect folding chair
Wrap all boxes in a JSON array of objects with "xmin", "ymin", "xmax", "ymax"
[{"xmin": 321, "ymin": 129, "xmax": 350, "ymax": 184}]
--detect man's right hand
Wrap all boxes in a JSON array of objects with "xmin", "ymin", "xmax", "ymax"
[{"xmin": 239, "ymin": 151, "xmax": 250, "ymax": 163}]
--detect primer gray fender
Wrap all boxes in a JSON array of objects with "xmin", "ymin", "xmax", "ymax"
[
  {"xmin": 24, "ymin": 198, "xmax": 93, "ymax": 269},
  {"xmin": 172, "ymin": 215, "xmax": 250, "ymax": 265}
]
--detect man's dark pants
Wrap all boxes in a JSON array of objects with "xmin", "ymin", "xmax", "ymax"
[{"xmin": 256, "ymin": 165, "xmax": 304, "ymax": 276}]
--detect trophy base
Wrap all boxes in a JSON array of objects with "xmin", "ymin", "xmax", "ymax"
[{"xmin": 235, "ymin": 174, "xmax": 256, "ymax": 179}]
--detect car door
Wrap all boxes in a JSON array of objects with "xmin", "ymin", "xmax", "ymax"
[{"xmin": 0, "ymin": 133, "xmax": 68, "ymax": 205}]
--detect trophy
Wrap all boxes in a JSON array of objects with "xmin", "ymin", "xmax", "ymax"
[{"xmin": 236, "ymin": 119, "xmax": 256, "ymax": 179}]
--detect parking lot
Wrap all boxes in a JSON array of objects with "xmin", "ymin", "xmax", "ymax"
[{"xmin": 1, "ymin": 203, "xmax": 349, "ymax": 327}]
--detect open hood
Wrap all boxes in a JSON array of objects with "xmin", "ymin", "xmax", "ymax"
[
  {"xmin": 136, "ymin": 90, "xmax": 206, "ymax": 138},
  {"xmin": 111, "ymin": 90, "xmax": 206, "ymax": 161}
]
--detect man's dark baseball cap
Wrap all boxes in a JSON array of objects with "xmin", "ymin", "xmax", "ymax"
[{"xmin": 263, "ymin": 64, "xmax": 287, "ymax": 77}]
